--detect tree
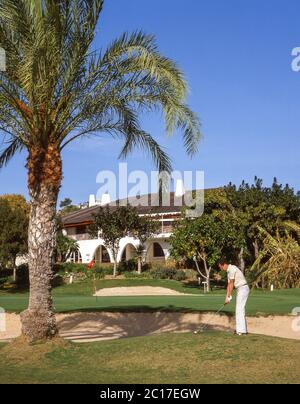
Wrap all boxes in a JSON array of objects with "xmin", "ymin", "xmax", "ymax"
[
  {"xmin": 225, "ymin": 177, "xmax": 300, "ymax": 279},
  {"xmin": 90, "ymin": 205, "xmax": 158, "ymax": 275},
  {"xmin": 0, "ymin": 1, "xmax": 201, "ymax": 341},
  {"xmin": 251, "ymin": 224, "xmax": 300, "ymax": 289},
  {"xmin": 170, "ymin": 214, "xmax": 243, "ymax": 292},
  {"xmin": 90, "ymin": 205, "xmax": 149, "ymax": 276},
  {"xmin": 59, "ymin": 198, "xmax": 80, "ymax": 214},
  {"xmin": 56, "ymin": 233, "xmax": 78, "ymax": 262},
  {"xmin": 0, "ymin": 195, "xmax": 29, "ymax": 280},
  {"xmin": 55, "ymin": 219, "xmax": 79, "ymax": 263},
  {"xmin": 132, "ymin": 215, "xmax": 159, "ymax": 274},
  {"xmin": 60, "ymin": 198, "xmax": 72, "ymax": 209}
]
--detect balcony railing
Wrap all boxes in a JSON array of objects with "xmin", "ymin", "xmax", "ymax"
[
  {"xmin": 69, "ymin": 233, "xmax": 93, "ymax": 241},
  {"xmin": 68, "ymin": 224, "xmax": 174, "ymax": 241}
]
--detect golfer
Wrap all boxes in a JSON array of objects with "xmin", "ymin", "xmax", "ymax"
[{"xmin": 218, "ymin": 259, "xmax": 250, "ymax": 335}]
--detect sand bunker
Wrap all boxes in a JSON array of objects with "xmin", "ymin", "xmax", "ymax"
[
  {"xmin": 93, "ymin": 286, "xmax": 195, "ymax": 296},
  {"xmin": 1, "ymin": 312, "xmax": 299, "ymax": 343},
  {"xmin": 1, "ymin": 287, "xmax": 299, "ymax": 343},
  {"xmin": 0, "ymin": 313, "xmax": 22, "ymax": 342}
]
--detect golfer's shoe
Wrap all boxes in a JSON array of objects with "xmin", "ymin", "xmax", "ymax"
[{"xmin": 234, "ymin": 331, "xmax": 248, "ymax": 336}]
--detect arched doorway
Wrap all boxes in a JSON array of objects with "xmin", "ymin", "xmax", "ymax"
[
  {"xmin": 120, "ymin": 244, "xmax": 137, "ymax": 262},
  {"xmin": 146, "ymin": 242, "xmax": 165, "ymax": 263},
  {"xmin": 94, "ymin": 245, "xmax": 111, "ymax": 264}
]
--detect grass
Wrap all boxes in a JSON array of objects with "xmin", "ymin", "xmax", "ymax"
[
  {"xmin": 1, "ymin": 280, "xmax": 299, "ymax": 384},
  {"xmin": 0, "ymin": 279, "xmax": 299, "ymax": 315},
  {"xmin": 0, "ymin": 332, "xmax": 300, "ymax": 384}
]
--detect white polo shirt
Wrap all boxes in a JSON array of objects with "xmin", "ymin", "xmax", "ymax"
[{"xmin": 227, "ymin": 264, "xmax": 247, "ymax": 289}]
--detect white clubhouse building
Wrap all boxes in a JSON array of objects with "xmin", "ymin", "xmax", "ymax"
[{"xmin": 61, "ymin": 187, "xmax": 190, "ymax": 265}]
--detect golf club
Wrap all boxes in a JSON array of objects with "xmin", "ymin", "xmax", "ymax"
[{"xmin": 193, "ymin": 296, "xmax": 232, "ymax": 334}]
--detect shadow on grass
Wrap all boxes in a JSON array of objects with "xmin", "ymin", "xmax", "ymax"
[
  {"xmin": 56, "ymin": 305, "xmax": 235, "ymax": 316},
  {"xmin": 0, "ymin": 278, "xmax": 66, "ymax": 295}
]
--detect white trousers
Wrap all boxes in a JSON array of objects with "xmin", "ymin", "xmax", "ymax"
[{"xmin": 236, "ymin": 285, "xmax": 250, "ymax": 334}]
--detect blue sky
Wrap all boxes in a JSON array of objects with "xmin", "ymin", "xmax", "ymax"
[{"xmin": 1, "ymin": 0, "xmax": 300, "ymax": 204}]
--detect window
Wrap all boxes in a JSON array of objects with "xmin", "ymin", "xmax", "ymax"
[
  {"xmin": 153, "ymin": 242, "xmax": 165, "ymax": 258},
  {"xmin": 70, "ymin": 250, "xmax": 82, "ymax": 263},
  {"xmin": 163, "ymin": 221, "xmax": 173, "ymax": 226},
  {"xmin": 76, "ymin": 226, "xmax": 87, "ymax": 235},
  {"xmin": 161, "ymin": 221, "xmax": 174, "ymax": 233},
  {"xmin": 102, "ymin": 248, "xmax": 110, "ymax": 263},
  {"xmin": 94, "ymin": 246, "xmax": 111, "ymax": 263}
]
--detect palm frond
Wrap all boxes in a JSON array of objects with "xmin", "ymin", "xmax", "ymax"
[
  {"xmin": 0, "ymin": 1, "xmax": 201, "ymax": 171},
  {"xmin": 282, "ymin": 221, "xmax": 300, "ymax": 239},
  {"xmin": 119, "ymin": 129, "xmax": 172, "ymax": 173},
  {"xmin": 251, "ymin": 225, "xmax": 300, "ymax": 288},
  {"xmin": 0, "ymin": 137, "xmax": 24, "ymax": 167}
]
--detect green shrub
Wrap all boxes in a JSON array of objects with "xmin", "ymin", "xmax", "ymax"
[
  {"xmin": 54, "ymin": 262, "xmax": 88, "ymax": 274},
  {"xmin": 85, "ymin": 269, "xmax": 96, "ymax": 279},
  {"xmin": 54, "ymin": 262, "xmax": 114, "ymax": 282},
  {"xmin": 149, "ymin": 267, "xmax": 186, "ymax": 280},
  {"xmin": 183, "ymin": 269, "xmax": 198, "ymax": 281},
  {"xmin": 173, "ymin": 270, "xmax": 187, "ymax": 281},
  {"xmin": 98, "ymin": 264, "xmax": 114, "ymax": 276},
  {"xmin": 148, "ymin": 261, "xmax": 167, "ymax": 271},
  {"xmin": 118, "ymin": 259, "xmax": 138, "ymax": 273},
  {"xmin": 141, "ymin": 262, "xmax": 151, "ymax": 271},
  {"xmin": 0, "ymin": 268, "xmax": 13, "ymax": 277},
  {"xmin": 91, "ymin": 265, "xmax": 114, "ymax": 278},
  {"xmin": 0, "ymin": 275, "xmax": 10, "ymax": 287},
  {"xmin": 92, "ymin": 264, "xmax": 114, "ymax": 279},
  {"xmin": 52, "ymin": 273, "xmax": 64, "ymax": 287},
  {"xmin": 67, "ymin": 272, "xmax": 87, "ymax": 283},
  {"xmin": 123, "ymin": 271, "xmax": 151, "ymax": 279},
  {"xmin": 150, "ymin": 267, "xmax": 168, "ymax": 279}
]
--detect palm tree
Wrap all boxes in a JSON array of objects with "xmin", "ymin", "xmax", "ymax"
[
  {"xmin": 251, "ymin": 224, "xmax": 300, "ymax": 289},
  {"xmin": 0, "ymin": 0, "xmax": 201, "ymax": 341}
]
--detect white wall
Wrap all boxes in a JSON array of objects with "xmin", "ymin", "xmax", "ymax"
[{"xmin": 75, "ymin": 235, "xmax": 171, "ymax": 264}]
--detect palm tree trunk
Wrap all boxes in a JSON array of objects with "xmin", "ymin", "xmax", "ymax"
[{"xmin": 20, "ymin": 143, "xmax": 62, "ymax": 342}]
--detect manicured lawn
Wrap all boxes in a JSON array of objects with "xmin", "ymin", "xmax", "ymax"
[
  {"xmin": 0, "ymin": 279, "xmax": 299, "ymax": 315},
  {"xmin": 0, "ymin": 332, "xmax": 299, "ymax": 383}
]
